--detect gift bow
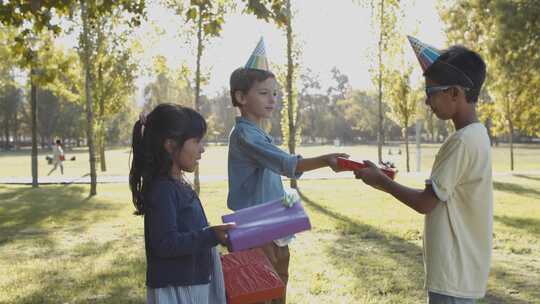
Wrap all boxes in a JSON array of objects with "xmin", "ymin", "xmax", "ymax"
[{"xmin": 282, "ymin": 188, "xmax": 300, "ymax": 208}]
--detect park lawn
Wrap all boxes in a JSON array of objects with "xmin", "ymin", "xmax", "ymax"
[
  {"xmin": 1, "ymin": 175, "xmax": 539, "ymax": 303},
  {"xmin": 0, "ymin": 147, "xmax": 133, "ymax": 178},
  {"xmin": 1, "ymin": 143, "xmax": 539, "ymax": 178}
]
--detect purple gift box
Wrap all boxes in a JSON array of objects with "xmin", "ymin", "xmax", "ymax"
[{"xmin": 222, "ymin": 198, "xmax": 311, "ymax": 252}]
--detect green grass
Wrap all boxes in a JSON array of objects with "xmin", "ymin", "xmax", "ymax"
[
  {"xmin": 1, "ymin": 143, "xmax": 539, "ymax": 178},
  {"xmin": 1, "ymin": 174, "xmax": 539, "ymax": 303},
  {"xmin": 0, "ymin": 146, "xmax": 133, "ymax": 178}
]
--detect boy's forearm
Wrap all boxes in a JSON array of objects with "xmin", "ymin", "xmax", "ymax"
[
  {"xmin": 379, "ymin": 179, "xmax": 439, "ymax": 214},
  {"xmin": 296, "ymin": 156, "xmax": 327, "ymax": 173}
]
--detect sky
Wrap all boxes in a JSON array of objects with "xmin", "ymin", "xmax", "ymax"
[{"xmin": 58, "ymin": 0, "xmax": 448, "ymax": 104}]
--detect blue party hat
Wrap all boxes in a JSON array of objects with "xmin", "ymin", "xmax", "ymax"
[
  {"xmin": 245, "ymin": 37, "xmax": 269, "ymax": 71},
  {"xmin": 407, "ymin": 35, "xmax": 441, "ymax": 72}
]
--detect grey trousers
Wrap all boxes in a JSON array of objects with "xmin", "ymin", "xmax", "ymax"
[{"xmin": 428, "ymin": 292, "xmax": 476, "ymax": 304}]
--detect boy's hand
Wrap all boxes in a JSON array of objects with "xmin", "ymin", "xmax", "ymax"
[
  {"xmin": 326, "ymin": 153, "xmax": 350, "ymax": 172},
  {"xmin": 353, "ymin": 160, "xmax": 390, "ymax": 191},
  {"xmin": 209, "ymin": 222, "xmax": 236, "ymax": 246}
]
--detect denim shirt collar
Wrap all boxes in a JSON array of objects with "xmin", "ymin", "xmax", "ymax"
[{"xmin": 235, "ymin": 116, "xmax": 272, "ymax": 142}]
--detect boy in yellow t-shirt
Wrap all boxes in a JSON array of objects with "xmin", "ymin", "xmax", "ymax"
[{"xmin": 354, "ymin": 37, "xmax": 493, "ymax": 304}]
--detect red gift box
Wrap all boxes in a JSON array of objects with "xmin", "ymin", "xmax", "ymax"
[
  {"xmin": 337, "ymin": 157, "xmax": 397, "ymax": 180},
  {"xmin": 221, "ymin": 248, "xmax": 285, "ymax": 304}
]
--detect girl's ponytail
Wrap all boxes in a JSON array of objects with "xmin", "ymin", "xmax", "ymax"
[{"xmin": 129, "ymin": 120, "xmax": 145, "ymax": 215}]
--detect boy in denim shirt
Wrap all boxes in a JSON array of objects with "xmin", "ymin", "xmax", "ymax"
[{"xmin": 227, "ymin": 38, "xmax": 347, "ymax": 303}]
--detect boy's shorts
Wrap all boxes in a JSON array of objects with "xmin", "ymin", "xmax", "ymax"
[{"xmin": 428, "ymin": 292, "xmax": 476, "ymax": 304}]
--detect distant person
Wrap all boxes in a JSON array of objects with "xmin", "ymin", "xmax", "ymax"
[
  {"xmin": 129, "ymin": 103, "xmax": 234, "ymax": 304},
  {"xmin": 47, "ymin": 139, "xmax": 65, "ymax": 175},
  {"xmin": 354, "ymin": 37, "xmax": 493, "ymax": 304}
]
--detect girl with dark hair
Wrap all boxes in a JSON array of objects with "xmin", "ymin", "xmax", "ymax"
[{"xmin": 129, "ymin": 103, "xmax": 234, "ymax": 304}]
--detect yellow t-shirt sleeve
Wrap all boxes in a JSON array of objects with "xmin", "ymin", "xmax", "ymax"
[{"xmin": 428, "ymin": 137, "xmax": 469, "ymax": 203}]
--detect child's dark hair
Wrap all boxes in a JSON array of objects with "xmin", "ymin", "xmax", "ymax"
[
  {"xmin": 229, "ymin": 67, "xmax": 275, "ymax": 107},
  {"xmin": 424, "ymin": 45, "xmax": 486, "ymax": 103},
  {"xmin": 129, "ymin": 103, "xmax": 207, "ymax": 215}
]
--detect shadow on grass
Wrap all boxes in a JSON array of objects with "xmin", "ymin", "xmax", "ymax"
[
  {"xmin": 493, "ymin": 181, "xmax": 540, "ymax": 198},
  {"xmin": 4, "ymin": 240, "xmax": 146, "ymax": 304},
  {"xmin": 0, "ymin": 185, "xmax": 145, "ymax": 303},
  {"xmin": 483, "ymin": 266, "xmax": 540, "ymax": 304},
  {"xmin": 494, "ymin": 215, "xmax": 540, "ymax": 237},
  {"xmin": 299, "ymin": 190, "xmax": 425, "ymax": 301},
  {"xmin": 0, "ymin": 185, "xmax": 121, "ymax": 245},
  {"xmin": 299, "ymin": 191, "xmax": 538, "ymax": 303},
  {"xmin": 513, "ymin": 174, "xmax": 540, "ymax": 182}
]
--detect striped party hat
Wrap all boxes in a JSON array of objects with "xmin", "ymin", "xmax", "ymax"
[
  {"xmin": 245, "ymin": 37, "xmax": 269, "ymax": 71},
  {"xmin": 407, "ymin": 35, "xmax": 441, "ymax": 72}
]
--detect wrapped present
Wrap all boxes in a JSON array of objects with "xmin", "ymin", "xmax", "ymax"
[
  {"xmin": 337, "ymin": 157, "xmax": 397, "ymax": 180},
  {"xmin": 221, "ymin": 248, "xmax": 285, "ymax": 304},
  {"xmin": 222, "ymin": 198, "xmax": 311, "ymax": 252}
]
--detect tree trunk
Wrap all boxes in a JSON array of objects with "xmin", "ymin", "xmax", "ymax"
[
  {"xmin": 81, "ymin": 0, "xmax": 97, "ymax": 196},
  {"xmin": 3, "ymin": 120, "xmax": 9, "ymax": 150},
  {"xmin": 415, "ymin": 119, "xmax": 421, "ymax": 172},
  {"xmin": 403, "ymin": 126, "xmax": 410, "ymax": 172},
  {"xmin": 98, "ymin": 63, "xmax": 107, "ymax": 172},
  {"xmin": 509, "ymin": 118, "xmax": 514, "ymax": 171},
  {"xmin": 193, "ymin": 5, "xmax": 204, "ymax": 194},
  {"xmin": 485, "ymin": 117, "xmax": 494, "ymax": 146},
  {"xmin": 31, "ymin": 68, "xmax": 38, "ymax": 188},
  {"xmin": 286, "ymin": 0, "xmax": 297, "ymax": 189},
  {"xmin": 377, "ymin": 0, "xmax": 385, "ymax": 163},
  {"xmin": 99, "ymin": 127, "xmax": 107, "ymax": 172},
  {"xmin": 13, "ymin": 111, "xmax": 19, "ymax": 150},
  {"xmin": 426, "ymin": 108, "xmax": 434, "ymax": 142}
]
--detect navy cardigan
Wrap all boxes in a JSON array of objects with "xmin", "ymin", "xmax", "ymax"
[{"xmin": 144, "ymin": 177, "xmax": 219, "ymax": 288}]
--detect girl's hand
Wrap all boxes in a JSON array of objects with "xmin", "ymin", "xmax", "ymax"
[
  {"xmin": 353, "ymin": 160, "xmax": 390, "ymax": 191},
  {"xmin": 326, "ymin": 153, "xmax": 350, "ymax": 172},
  {"xmin": 209, "ymin": 222, "xmax": 236, "ymax": 246}
]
